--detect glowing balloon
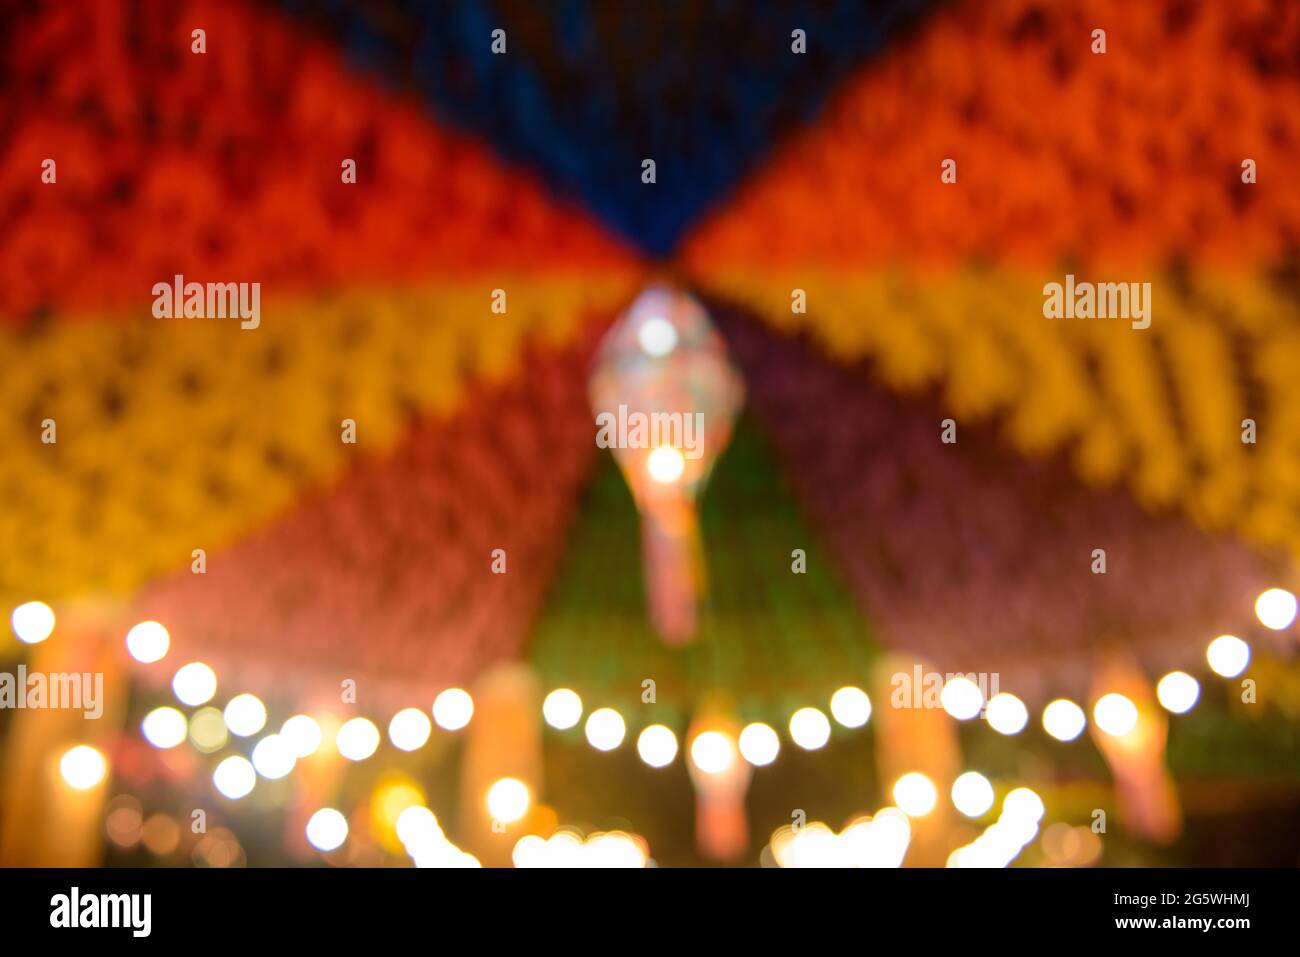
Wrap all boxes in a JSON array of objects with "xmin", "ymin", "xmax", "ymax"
[{"xmin": 589, "ymin": 285, "xmax": 744, "ymax": 643}]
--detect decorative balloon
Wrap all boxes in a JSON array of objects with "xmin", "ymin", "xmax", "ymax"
[{"xmin": 589, "ymin": 284, "xmax": 744, "ymax": 643}]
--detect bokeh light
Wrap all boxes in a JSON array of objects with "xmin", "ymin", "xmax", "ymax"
[
  {"xmin": 1002, "ymin": 787, "xmax": 1046, "ymax": 825},
  {"xmin": 636, "ymin": 724, "xmax": 678, "ymax": 768},
  {"xmin": 646, "ymin": 446, "xmax": 686, "ymax": 483},
  {"xmin": 689, "ymin": 730, "xmax": 736, "ymax": 774},
  {"xmin": 940, "ymin": 676, "xmax": 984, "ymax": 720},
  {"xmin": 1255, "ymin": 588, "xmax": 1298, "ymax": 630},
  {"xmin": 585, "ymin": 708, "xmax": 626, "ymax": 751},
  {"xmin": 1092, "ymin": 693, "xmax": 1138, "ymax": 737},
  {"xmin": 212, "ymin": 755, "xmax": 256, "ymax": 800},
  {"xmin": 1041, "ymin": 821, "xmax": 1104, "ymax": 867},
  {"xmin": 512, "ymin": 829, "xmax": 648, "ymax": 868},
  {"xmin": 171, "ymin": 662, "xmax": 217, "ymax": 706},
  {"xmin": 788, "ymin": 707, "xmax": 831, "ymax": 750},
  {"xmin": 948, "ymin": 787, "xmax": 1045, "ymax": 868},
  {"xmin": 738, "ymin": 722, "xmax": 780, "ymax": 766},
  {"xmin": 396, "ymin": 804, "xmax": 481, "ymax": 868},
  {"xmin": 251, "ymin": 734, "xmax": 296, "ymax": 780},
  {"xmin": 637, "ymin": 316, "xmax": 678, "ymax": 356},
  {"xmin": 388, "ymin": 707, "xmax": 432, "ymax": 751},
  {"xmin": 893, "ymin": 772, "xmax": 938, "ymax": 817},
  {"xmin": 125, "ymin": 620, "xmax": 170, "ymax": 663},
  {"xmin": 141, "ymin": 706, "xmax": 188, "ymax": 749},
  {"xmin": 223, "ymin": 693, "xmax": 267, "ymax": 738},
  {"xmin": 984, "ymin": 693, "xmax": 1029, "ymax": 735},
  {"xmin": 1207, "ymin": 634, "xmax": 1250, "ymax": 678},
  {"xmin": 336, "ymin": 717, "xmax": 380, "ymax": 761},
  {"xmin": 542, "ymin": 688, "xmax": 583, "ymax": 730},
  {"xmin": 829, "ymin": 686, "xmax": 872, "ymax": 728},
  {"xmin": 105, "ymin": 796, "xmax": 143, "ymax": 849},
  {"xmin": 1042, "ymin": 698, "xmax": 1086, "ymax": 741},
  {"xmin": 142, "ymin": 813, "xmax": 181, "ymax": 857},
  {"xmin": 486, "ymin": 778, "xmax": 530, "ymax": 824},
  {"xmin": 59, "ymin": 745, "xmax": 106, "ymax": 790},
  {"xmin": 280, "ymin": 714, "xmax": 323, "ymax": 757},
  {"xmin": 951, "ymin": 771, "xmax": 995, "ymax": 818},
  {"xmin": 188, "ymin": 707, "xmax": 228, "ymax": 753},
  {"xmin": 1156, "ymin": 671, "xmax": 1200, "ymax": 714},
  {"xmin": 432, "ymin": 688, "xmax": 474, "ymax": 731},
  {"xmin": 771, "ymin": 809, "xmax": 912, "ymax": 869},
  {"xmin": 396, "ymin": 805, "xmax": 442, "ymax": 849},
  {"xmin": 305, "ymin": 808, "xmax": 348, "ymax": 852},
  {"xmin": 10, "ymin": 601, "xmax": 55, "ymax": 644}
]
